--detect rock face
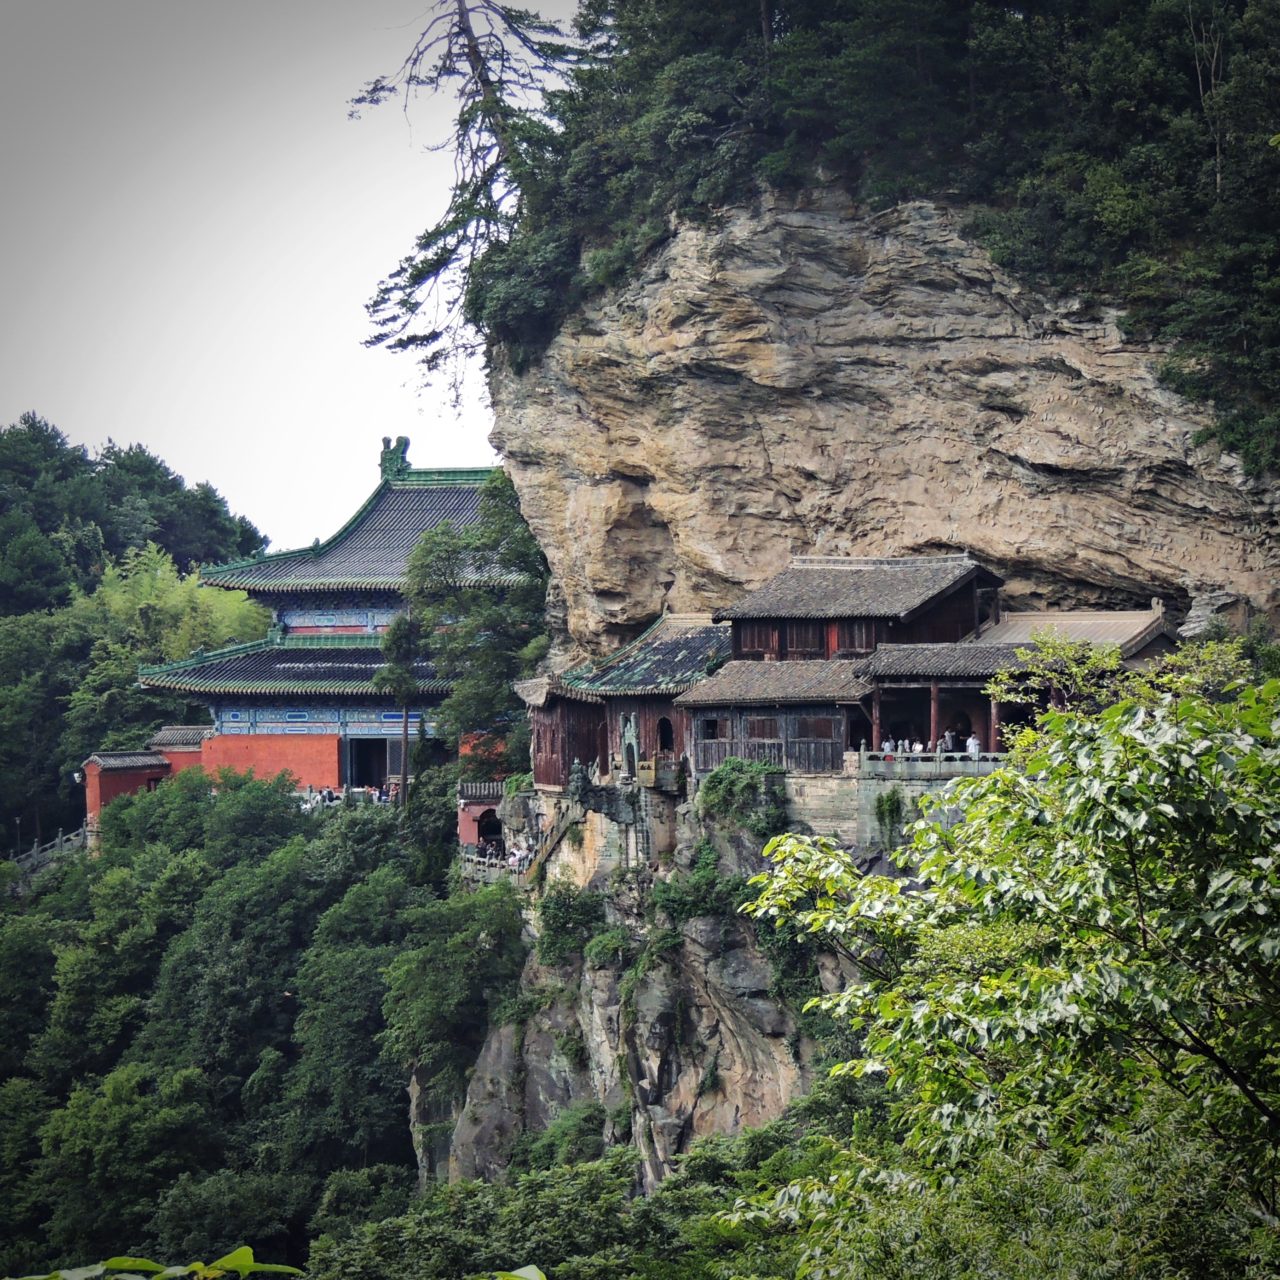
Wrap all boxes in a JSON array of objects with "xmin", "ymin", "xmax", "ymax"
[
  {"xmin": 491, "ymin": 190, "xmax": 1279, "ymax": 653},
  {"xmin": 448, "ymin": 820, "xmax": 814, "ymax": 1190}
]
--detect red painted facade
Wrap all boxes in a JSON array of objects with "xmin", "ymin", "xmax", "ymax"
[
  {"xmin": 201, "ymin": 733, "xmax": 341, "ymax": 788},
  {"xmin": 84, "ymin": 760, "xmax": 170, "ymax": 823}
]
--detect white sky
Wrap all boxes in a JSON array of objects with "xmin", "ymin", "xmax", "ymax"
[{"xmin": 0, "ymin": 0, "xmax": 571, "ymax": 552}]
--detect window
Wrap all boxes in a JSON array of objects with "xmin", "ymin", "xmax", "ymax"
[
  {"xmin": 698, "ymin": 718, "xmax": 723, "ymax": 741},
  {"xmin": 738, "ymin": 621, "xmax": 773, "ymax": 656},
  {"xmin": 744, "ymin": 716, "xmax": 779, "ymax": 740},
  {"xmin": 795, "ymin": 716, "xmax": 836, "ymax": 739},
  {"xmin": 837, "ymin": 620, "xmax": 875, "ymax": 653},
  {"xmin": 657, "ymin": 716, "xmax": 674, "ymax": 752},
  {"xmin": 785, "ymin": 621, "xmax": 824, "ymax": 658}
]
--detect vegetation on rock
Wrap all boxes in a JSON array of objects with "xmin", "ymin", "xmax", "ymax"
[{"xmin": 372, "ymin": 0, "xmax": 1280, "ymax": 470}]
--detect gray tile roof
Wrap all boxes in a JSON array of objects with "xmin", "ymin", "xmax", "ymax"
[
  {"xmin": 561, "ymin": 615, "xmax": 731, "ymax": 697},
  {"xmin": 975, "ymin": 606, "xmax": 1172, "ymax": 657},
  {"xmin": 139, "ymin": 634, "xmax": 447, "ymax": 697},
  {"xmin": 713, "ymin": 554, "xmax": 1001, "ymax": 621},
  {"xmin": 860, "ymin": 643, "xmax": 1024, "ymax": 679},
  {"xmin": 202, "ymin": 468, "xmax": 503, "ymax": 594},
  {"xmin": 675, "ymin": 660, "xmax": 872, "ymax": 707},
  {"xmin": 148, "ymin": 725, "xmax": 214, "ymax": 748},
  {"xmin": 85, "ymin": 751, "xmax": 172, "ymax": 772}
]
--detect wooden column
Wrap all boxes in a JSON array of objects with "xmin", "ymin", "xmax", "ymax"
[
  {"xmin": 929, "ymin": 681, "xmax": 940, "ymax": 747},
  {"xmin": 990, "ymin": 697, "xmax": 1001, "ymax": 750},
  {"xmin": 872, "ymin": 686, "xmax": 882, "ymax": 749}
]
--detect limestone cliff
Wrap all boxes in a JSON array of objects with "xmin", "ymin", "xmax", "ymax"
[
  {"xmin": 491, "ymin": 190, "xmax": 1279, "ymax": 653},
  {"xmin": 446, "ymin": 813, "xmax": 820, "ymax": 1190}
]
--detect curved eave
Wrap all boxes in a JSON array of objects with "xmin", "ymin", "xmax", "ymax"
[
  {"xmin": 201, "ymin": 573, "xmax": 525, "ymax": 594},
  {"xmin": 138, "ymin": 676, "xmax": 452, "ymax": 697}
]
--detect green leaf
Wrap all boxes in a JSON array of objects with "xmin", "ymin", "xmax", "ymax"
[{"xmin": 102, "ymin": 1264, "xmax": 165, "ymax": 1275}]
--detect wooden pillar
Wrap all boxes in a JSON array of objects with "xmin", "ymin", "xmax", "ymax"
[
  {"xmin": 872, "ymin": 686, "xmax": 882, "ymax": 749},
  {"xmin": 990, "ymin": 698, "xmax": 1001, "ymax": 751},
  {"xmin": 929, "ymin": 681, "xmax": 940, "ymax": 748}
]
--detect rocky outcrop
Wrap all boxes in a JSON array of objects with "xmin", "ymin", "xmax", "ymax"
[
  {"xmin": 491, "ymin": 190, "xmax": 1279, "ymax": 652},
  {"xmin": 448, "ymin": 819, "xmax": 815, "ymax": 1190}
]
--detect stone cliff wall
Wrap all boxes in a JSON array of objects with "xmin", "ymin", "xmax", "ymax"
[
  {"xmin": 491, "ymin": 190, "xmax": 1278, "ymax": 653},
  {"xmin": 446, "ymin": 811, "xmax": 817, "ymax": 1190}
]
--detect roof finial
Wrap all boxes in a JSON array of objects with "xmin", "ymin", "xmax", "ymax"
[{"xmin": 380, "ymin": 436, "xmax": 411, "ymax": 480}]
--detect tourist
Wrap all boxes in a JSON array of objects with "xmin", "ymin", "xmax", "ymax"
[
  {"xmin": 880, "ymin": 737, "xmax": 894, "ymax": 755},
  {"xmin": 911, "ymin": 738, "xmax": 924, "ymax": 753},
  {"xmin": 966, "ymin": 731, "xmax": 982, "ymax": 758}
]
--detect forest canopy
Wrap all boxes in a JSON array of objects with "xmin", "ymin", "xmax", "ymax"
[{"xmin": 370, "ymin": 0, "xmax": 1280, "ymax": 470}]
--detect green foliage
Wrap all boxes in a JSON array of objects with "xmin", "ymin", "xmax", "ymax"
[
  {"xmin": 730, "ymin": 1110, "xmax": 1280, "ymax": 1280},
  {"xmin": 582, "ymin": 926, "xmax": 634, "ymax": 969},
  {"xmin": 381, "ymin": 881, "xmax": 527, "ymax": 1100},
  {"xmin": 503, "ymin": 771, "xmax": 533, "ymax": 796},
  {"xmin": 510, "ymin": 1102, "xmax": 606, "ymax": 1173},
  {"xmin": 307, "ymin": 1076, "xmax": 884, "ymax": 1280},
  {"xmin": 0, "ymin": 413, "xmax": 262, "ymax": 615},
  {"xmin": 697, "ymin": 757, "xmax": 787, "ymax": 839},
  {"xmin": 650, "ymin": 840, "xmax": 749, "ymax": 923},
  {"xmin": 4, "ymin": 1246, "xmax": 300, "ymax": 1279},
  {"xmin": 872, "ymin": 784, "xmax": 906, "ymax": 849},
  {"xmin": 747, "ymin": 680, "xmax": 1280, "ymax": 1213},
  {"xmin": 404, "ymin": 471, "xmax": 549, "ymax": 775},
  {"xmin": 0, "ymin": 542, "xmax": 267, "ymax": 845},
  {"xmin": 535, "ymin": 881, "xmax": 606, "ymax": 964},
  {"xmin": 0, "ymin": 787, "xmax": 461, "ymax": 1272}
]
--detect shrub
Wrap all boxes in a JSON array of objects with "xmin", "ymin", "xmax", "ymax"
[
  {"xmin": 650, "ymin": 840, "xmax": 749, "ymax": 924},
  {"xmin": 698, "ymin": 757, "xmax": 787, "ymax": 839},
  {"xmin": 583, "ymin": 927, "xmax": 634, "ymax": 969},
  {"xmin": 535, "ymin": 882, "xmax": 606, "ymax": 964}
]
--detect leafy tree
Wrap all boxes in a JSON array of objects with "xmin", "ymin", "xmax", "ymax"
[
  {"xmin": 404, "ymin": 470, "xmax": 549, "ymax": 775},
  {"xmin": 381, "ymin": 880, "xmax": 526, "ymax": 1102},
  {"xmin": 281, "ymin": 866, "xmax": 427, "ymax": 1170},
  {"xmin": 356, "ymin": 0, "xmax": 581, "ymax": 376},
  {"xmin": 746, "ymin": 680, "xmax": 1280, "ymax": 1212},
  {"xmin": 34, "ymin": 1063, "xmax": 219, "ymax": 1265}
]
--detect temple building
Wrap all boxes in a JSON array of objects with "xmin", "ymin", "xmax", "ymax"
[
  {"xmin": 84, "ymin": 438, "xmax": 498, "ymax": 832},
  {"xmin": 515, "ymin": 614, "xmax": 731, "ymax": 792},
  {"xmin": 677, "ymin": 555, "xmax": 1176, "ymax": 778}
]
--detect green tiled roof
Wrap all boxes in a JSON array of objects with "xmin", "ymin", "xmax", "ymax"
[
  {"xmin": 138, "ymin": 634, "xmax": 448, "ymax": 697},
  {"xmin": 201, "ymin": 467, "xmax": 506, "ymax": 594},
  {"xmin": 560, "ymin": 615, "xmax": 731, "ymax": 697}
]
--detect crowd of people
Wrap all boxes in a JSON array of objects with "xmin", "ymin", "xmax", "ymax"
[
  {"xmin": 467, "ymin": 835, "xmax": 535, "ymax": 876},
  {"xmin": 301, "ymin": 780, "xmax": 402, "ymax": 811},
  {"xmin": 877, "ymin": 728, "xmax": 984, "ymax": 758}
]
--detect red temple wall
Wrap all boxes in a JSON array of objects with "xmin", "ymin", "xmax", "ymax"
[
  {"xmin": 200, "ymin": 734, "xmax": 340, "ymax": 789},
  {"xmin": 84, "ymin": 762, "xmax": 171, "ymax": 831},
  {"xmin": 164, "ymin": 749, "xmax": 206, "ymax": 775}
]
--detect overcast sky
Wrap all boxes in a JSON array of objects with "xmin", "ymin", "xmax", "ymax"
[{"xmin": 0, "ymin": 1, "xmax": 569, "ymax": 552}]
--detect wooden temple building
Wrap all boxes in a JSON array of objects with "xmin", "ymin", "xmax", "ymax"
[
  {"xmin": 517, "ymin": 554, "xmax": 1177, "ymax": 797},
  {"xmin": 676, "ymin": 555, "xmax": 1175, "ymax": 777},
  {"xmin": 514, "ymin": 614, "xmax": 731, "ymax": 791},
  {"xmin": 83, "ymin": 438, "xmax": 500, "ymax": 831}
]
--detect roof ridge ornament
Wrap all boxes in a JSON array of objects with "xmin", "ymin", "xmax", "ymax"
[{"xmin": 380, "ymin": 435, "xmax": 411, "ymax": 480}]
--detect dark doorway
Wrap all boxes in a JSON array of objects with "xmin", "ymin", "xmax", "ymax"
[
  {"xmin": 625, "ymin": 742, "xmax": 637, "ymax": 778},
  {"xmin": 657, "ymin": 716, "xmax": 674, "ymax": 753},
  {"xmin": 478, "ymin": 808, "xmax": 502, "ymax": 841},
  {"xmin": 350, "ymin": 738, "xmax": 386, "ymax": 787},
  {"xmin": 597, "ymin": 721, "xmax": 609, "ymax": 776}
]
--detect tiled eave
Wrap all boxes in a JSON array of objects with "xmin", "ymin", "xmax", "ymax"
[{"xmin": 138, "ymin": 634, "xmax": 449, "ymax": 698}]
